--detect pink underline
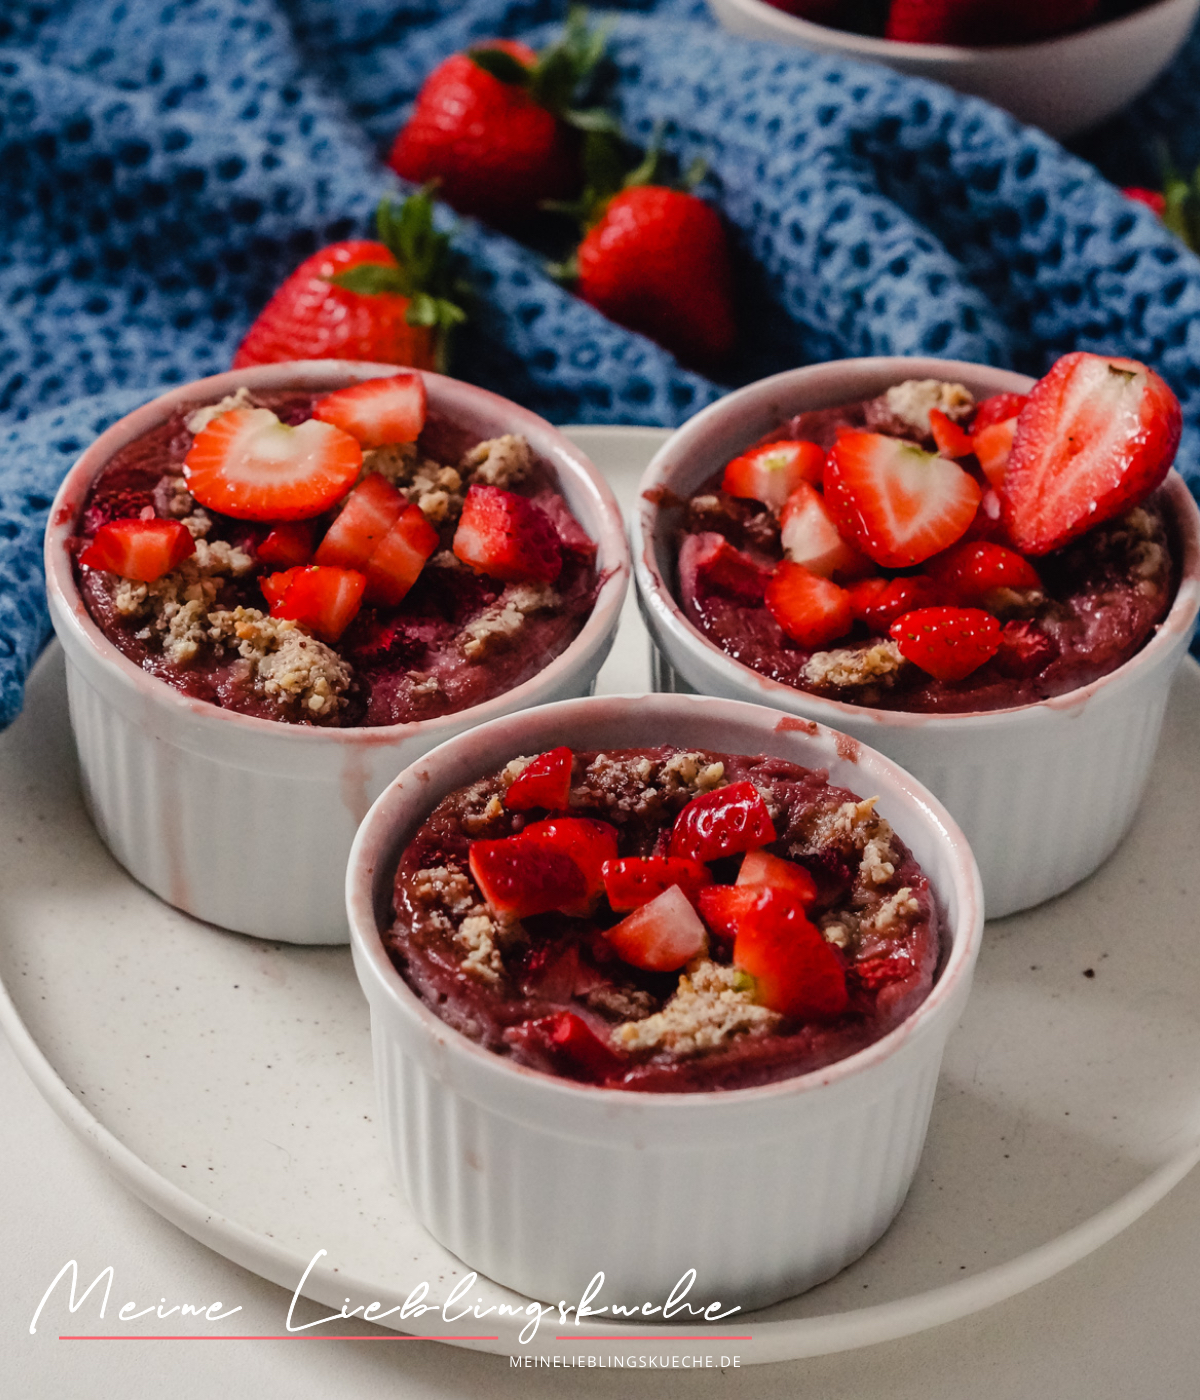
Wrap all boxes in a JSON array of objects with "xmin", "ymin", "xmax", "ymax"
[
  {"xmin": 59, "ymin": 1335, "xmax": 500, "ymax": 1342},
  {"xmin": 556, "ymin": 1336, "xmax": 753, "ymax": 1341}
]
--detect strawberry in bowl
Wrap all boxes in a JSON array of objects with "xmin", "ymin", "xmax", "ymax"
[
  {"xmin": 634, "ymin": 355, "xmax": 1200, "ymax": 918},
  {"xmin": 45, "ymin": 362, "xmax": 629, "ymax": 943}
]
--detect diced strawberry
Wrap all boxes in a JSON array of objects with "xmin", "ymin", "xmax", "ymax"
[
  {"xmin": 994, "ymin": 619, "xmax": 1060, "ymax": 679},
  {"xmin": 721, "ymin": 440, "xmax": 826, "ymax": 512},
  {"xmin": 260, "ymin": 566, "xmax": 300, "ymax": 610},
  {"xmin": 312, "ymin": 373, "xmax": 427, "ymax": 448},
  {"xmin": 453, "ymin": 484, "xmax": 562, "ymax": 584},
  {"xmin": 184, "ymin": 408, "xmax": 362, "ymax": 521},
  {"xmin": 765, "ymin": 560, "xmax": 854, "ymax": 649},
  {"xmin": 601, "ymin": 856, "xmax": 714, "ymax": 912},
  {"xmin": 929, "ymin": 408, "xmax": 973, "ymax": 459},
  {"xmin": 509, "ymin": 1011, "xmax": 623, "ymax": 1082},
  {"xmin": 972, "ymin": 393, "xmax": 1029, "ymax": 433},
  {"xmin": 824, "ymin": 430, "xmax": 981, "ymax": 568},
  {"xmin": 697, "ymin": 885, "xmax": 758, "ymax": 945},
  {"xmin": 469, "ymin": 835, "xmax": 587, "ymax": 920},
  {"xmin": 361, "ymin": 505, "xmax": 440, "ymax": 607},
  {"xmin": 925, "ymin": 540, "xmax": 1041, "ymax": 608},
  {"xmin": 852, "ymin": 954, "xmax": 915, "ymax": 992},
  {"xmin": 1000, "ymin": 352, "xmax": 1182, "ymax": 556},
  {"xmin": 847, "ymin": 574, "xmax": 941, "ymax": 631},
  {"xmin": 1122, "ymin": 187, "xmax": 1166, "ymax": 217},
  {"xmin": 79, "ymin": 518, "xmax": 195, "ymax": 582},
  {"xmin": 691, "ymin": 533, "xmax": 773, "ymax": 602},
  {"xmin": 268, "ymin": 564, "xmax": 366, "ymax": 642},
  {"xmin": 668, "ymin": 780, "xmax": 775, "ymax": 864},
  {"xmin": 736, "ymin": 849, "xmax": 818, "ymax": 905},
  {"xmin": 733, "ymin": 889, "xmax": 848, "ymax": 1020},
  {"xmin": 972, "ymin": 417, "xmax": 1018, "ymax": 490},
  {"xmin": 258, "ymin": 520, "xmax": 316, "ymax": 568},
  {"xmin": 520, "ymin": 817, "xmax": 619, "ymax": 917},
  {"xmin": 604, "ymin": 885, "xmax": 708, "ymax": 972},
  {"xmin": 504, "ymin": 747, "xmax": 573, "ymax": 812},
  {"xmin": 314, "ymin": 475, "xmax": 438, "ymax": 607},
  {"xmin": 779, "ymin": 483, "xmax": 874, "ymax": 581},
  {"xmin": 890, "ymin": 606, "xmax": 1002, "ymax": 682}
]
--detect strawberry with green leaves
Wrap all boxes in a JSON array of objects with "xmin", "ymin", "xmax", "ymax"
[
  {"xmin": 233, "ymin": 191, "xmax": 466, "ymax": 373},
  {"xmin": 388, "ymin": 10, "xmax": 610, "ymax": 231}
]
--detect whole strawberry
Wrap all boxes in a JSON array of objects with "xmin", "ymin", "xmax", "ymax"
[
  {"xmin": 388, "ymin": 11, "xmax": 608, "ymax": 232},
  {"xmin": 233, "ymin": 191, "xmax": 465, "ymax": 372},
  {"xmin": 574, "ymin": 184, "xmax": 737, "ymax": 369}
]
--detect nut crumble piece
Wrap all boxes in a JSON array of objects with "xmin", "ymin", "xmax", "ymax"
[
  {"xmin": 206, "ymin": 607, "xmax": 351, "ymax": 716},
  {"xmin": 803, "ymin": 640, "xmax": 907, "ymax": 690},
  {"xmin": 615, "ymin": 959, "xmax": 779, "ymax": 1057},
  {"xmin": 461, "ymin": 433, "xmax": 533, "ymax": 488},
  {"xmin": 184, "ymin": 387, "xmax": 254, "ymax": 434},
  {"xmin": 883, "ymin": 380, "xmax": 974, "ymax": 434},
  {"xmin": 457, "ymin": 583, "xmax": 558, "ymax": 661}
]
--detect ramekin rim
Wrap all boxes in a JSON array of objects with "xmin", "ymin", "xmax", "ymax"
[
  {"xmin": 43, "ymin": 360, "xmax": 631, "ymax": 747},
  {"xmin": 631, "ymin": 356, "xmax": 1200, "ymax": 732},
  {"xmin": 345, "ymin": 690, "xmax": 985, "ymax": 1110}
]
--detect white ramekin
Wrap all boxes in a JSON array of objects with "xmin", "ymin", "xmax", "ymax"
[
  {"xmin": 632, "ymin": 356, "xmax": 1200, "ymax": 920},
  {"xmin": 707, "ymin": 0, "xmax": 1199, "ymax": 139},
  {"xmin": 45, "ymin": 361, "xmax": 630, "ymax": 945},
  {"xmin": 346, "ymin": 692, "xmax": 983, "ymax": 1309}
]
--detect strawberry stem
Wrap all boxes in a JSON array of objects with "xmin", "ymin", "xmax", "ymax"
[{"xmin": 468, "ymin": 6, "xmax": 610, "ymax": 121}]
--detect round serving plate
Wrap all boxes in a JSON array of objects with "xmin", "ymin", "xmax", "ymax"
[{"xmin": 2, "ymin": 426, "xmax": 1199, "ymax": 1365}]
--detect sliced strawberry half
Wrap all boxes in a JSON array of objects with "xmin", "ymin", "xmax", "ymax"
[
  {"xmin": 312, "ymin": 373, "xmax": 427, "ymax": 448},
  {"xmin": 824, "ymin": 430, "xmax": 981, "ymax": 568},
  {"xmin": 184, "ymin": 408, "xmax": 362, "ymax": 521},
  {"xmin": 722, "ymin": 440, "xmax": 826, "ymax": 512},
  {"xmin": 668, "ymin": 780, "xmax": 775, "ymax": 864},
  {"xmin": 315, "ymin": 474, "xmax": 438, "ymax": 607},
  {"xmin": 1000, "ymin": 352, "xmax": 1182, "ymax": 555},
  {"xmin": 469, "ymin": 835, "xmax": 587, "ymax": 920},
  {"xmin": 79, "ymin": 518, "xmax": 195, "ymax": 582},
  {"xmin": 604, "ymin": 885, "xmax": 708, "ymax": 973},
  {"xmin": 736, "ymin": 849, "xmax": 818, "ymax": 905},
  {"xmin": 258, "ymin": 520, "xmax": 316, "ymax": 569},
  {"xmin": 268, "ymin": 564, "xmax": 366, "ymax": 642},
  {"xmin": 972, "ymin": 417, "xmax": 1019, "ymax": 490},
  {"xmin": 972, "ymin": 392, "xmax": 1029, "ymax": 433},
  {"xmin": 890, "ymin": 606, "xmax": 1002, "ymax": 682},
  {"xmin": 847, "ymin": 574, "xmax": 941, "ymax": 632},
  {"xmin": 690, "ymin": 533, "xmax": 773, "ymax": 602},
  {"xmin": 929, "ymin": 408, "xmax": 973, "ymax": 459},
  {"xmin": 696, "ymin": 885, "xmax": 758, "ymax": 945},
  {"xmin": 504, "ymin": 747, "xmax": 573, "ymax": 812},
  {"xmin": 733, "ymin": 888, "xmax": 848, "ymax": 1019},
  {"xmin": 926, "ymin": 540, "xmax": 1040, "ymax": 606},
  {"xmin": 779, "ymin": 482, "xmax": 874, "ymax": 581},
  {"xmin": 765, "ymin": 560, "xmax": 854, "ymax": 649},
  {"xmin": 453, "ymin": 484, "xmax": 562, "ymax": 584},
  {"xmin": 601, "ymin": 856, "xmax": 714, "ymax": 912},
  {"xmin": 519, "ymin": 817, "xmax": 619, "ymax": 917}
]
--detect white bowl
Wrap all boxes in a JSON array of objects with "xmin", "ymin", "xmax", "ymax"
[
  {"xmin": 44, "ymin": 361, "xmax": 630, "ymax": 945},
  {"xmin": 347, "ymin": 692, "xmax": 983, "ymax": 1309},
  {"xmin": 708, "ymin": 0, "xmax": 1200, "ymax": 137},
  {"xmin": 632, "ymin": 356, "xmax": 1200, "ymax": 919}
]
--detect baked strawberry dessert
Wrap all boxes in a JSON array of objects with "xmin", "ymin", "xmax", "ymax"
[
  {"xmin": 766, "ymin": 0, "xmax": 1102, "ymax": 46},
  {"xmin": 387, "ymin": 743, "xmax": 940, "ymax": 1092},
  {"xmin": 73, "ymin": 374, "xmax": 600, "ymax": 726},
  {"xmin": 673, "ymin": 352, "xmax": 1184, "ymax": 713}
]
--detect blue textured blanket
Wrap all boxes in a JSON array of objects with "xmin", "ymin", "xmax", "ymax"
[{"xmin": 2, "ymin": 0, "xmax": 1199, "ymax": 726}]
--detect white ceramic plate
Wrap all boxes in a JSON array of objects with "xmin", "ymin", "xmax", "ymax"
[{"xmin": 2, "ymin": 425, "xmax": 1200, "ymax": 1365}]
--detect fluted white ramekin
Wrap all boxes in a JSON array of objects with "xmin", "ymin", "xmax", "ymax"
[
  {"xmin": 45, "ymin": 362, "xmax": 630, "ymax": 944},
  {"xmin": 633, "ymin": 357, "xmax": 1200, "ymax": 920},
  {"xmin": 347, "ymin": 692, "xmax": 983, "ymax": 1309}
]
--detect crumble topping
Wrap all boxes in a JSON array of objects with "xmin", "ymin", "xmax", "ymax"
[
  {"xmin": 410, "ymin": 865, "xmax": 515, "ymax": 982},
  {"xmin": 614, "ymin": 959, "xmax": 779, "ymax": 1056},
  {"xmin": 112, "ymin": 538, "xmax": 256, "ymax": 661},
  {"xmin": 659, "ymin": 752, "xmax": 727, "ymax": 794},
  {"xmin": 884, "ymin": 379, "xmax": 974, "ymax": 434},
  {"xmin": 461, "ymin": 433, "xmax": 533, "ymax": 488},
  {"xmin": 184, "ymin": 386, "xmax": 254, "ymax": 434},
  {"xmin": 869, "ymin": 886, "xmax": 919, "ymax": 932},
  {"xmin": 797, "ymin": 796, "xmax": 898, "ymax": 889},
  {"xmin": 457, "ymin": 582, "xmax": 559, "ymax": 661},
  {"xmin": 803, "ymin": 640, "xmax": 907, "ymax": 690},
  {"xmin": 154, "ymin": 474, "xmax": 196, "ymax": 520},
  {"xmin": 361, "ymin": 441, "xmax": 418, "ymax": 486},
  {"xmin": 206, "ymin": 607, "xmax": 351, "ymax": 715}
]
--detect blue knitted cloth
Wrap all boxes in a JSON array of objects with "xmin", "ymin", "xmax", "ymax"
[{"xmin": 3, "ymin": 0, "xmax": 1199, "ymax": 727}]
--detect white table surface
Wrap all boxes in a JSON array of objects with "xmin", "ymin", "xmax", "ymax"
[{"xmin": 7, "ymin": 425, "xmax": 1200, "ymax": 1393}]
